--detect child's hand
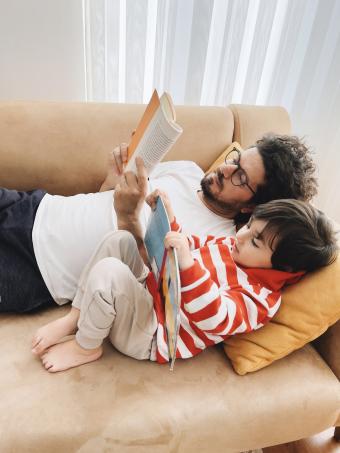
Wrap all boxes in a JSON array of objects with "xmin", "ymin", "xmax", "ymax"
[
  {"xmin": 146, "ymin": 189, "xmax": 175, "ymax": 222},
  {"xmin": 164, "ymin": 231, "xmax": 194, "ymax": 270}
]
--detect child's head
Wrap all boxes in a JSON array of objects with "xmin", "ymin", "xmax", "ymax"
[{"xmin": 231, "ymin": 199, "xmax": 338, "ymax": 272}]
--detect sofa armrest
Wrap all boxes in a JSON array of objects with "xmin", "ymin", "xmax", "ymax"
[
  {"xmin": 313, "ymin": 320, "xmax": 340, "ymax": 381},
  {"xmin": 229, "ymin": 104, "xmax": 291, "ymax": 148}
]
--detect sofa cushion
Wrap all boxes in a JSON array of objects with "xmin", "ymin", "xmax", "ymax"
[
  {"xmin": 0, "ymin": 305, "xmax": 339, "ymax": 452},
  {"xmin": 229, "ymin": 104, "xmax": 292, "ymax": 149},
  {"xmin": 205, "ymin": 141, "xmax": 243, "ymax": 173},
  {"xmin": 0, "ymin": 102, "xmax": 234, "ymax": 194},
  {"xmin": 223, "ymin": 255, "xmax": 340, "ymax": 375}
]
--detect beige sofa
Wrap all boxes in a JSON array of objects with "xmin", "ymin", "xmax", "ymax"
[{"xmin": 0, "ymin": 101, "xmax": 339, "ymax": 453}]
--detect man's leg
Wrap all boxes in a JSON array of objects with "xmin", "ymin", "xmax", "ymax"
[
  {"xmin": 40, "ymin": 255, "xmax": 156, "ymax": 372},
  {"xmin": 32, "ymin": 230, "xmax": 149, "ymax": 354},
  {"xmin": 0, "ymin": 188, "xmax": 54, "ymax": 313}
]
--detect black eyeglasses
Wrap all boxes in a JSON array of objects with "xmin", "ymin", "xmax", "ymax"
[{"xmin": 224, "ymin": 148, "xmax": 256, "ymax": 195}]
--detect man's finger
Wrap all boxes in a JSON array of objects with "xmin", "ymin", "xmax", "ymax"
[
  {"xmin": 113, "ymin": 146, "xmax": 123, "ymax": 174},
  {"xmin": 119, "ymin": 174, "xmax": 128, "ymax": 189},
  {"xmin": 124, "ymin": 171, "xmax": 139, "ymax": 188},
  {"xmin": 120, "ymin": 143, "xmax": 128, "ymax": 164},
  {"xmin": 135, "ymin": 157, "xmax": 148, "ymax": 193}
]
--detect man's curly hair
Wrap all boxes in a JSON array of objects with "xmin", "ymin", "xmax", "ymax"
[{"xmin": 251, "ymin": 134, "xmax": 318, "ymax": 205}]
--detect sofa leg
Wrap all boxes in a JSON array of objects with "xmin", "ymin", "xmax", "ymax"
[{"xmin": 335, "ymin": 426, "xmax": 340, "ymax": 441}]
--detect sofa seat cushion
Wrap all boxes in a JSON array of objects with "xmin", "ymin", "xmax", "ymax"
[{"xmin": 1, "ymin": 306, "xmax": 339, "ymax": 453}]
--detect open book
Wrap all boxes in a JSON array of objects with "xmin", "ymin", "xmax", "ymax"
[
  {"xmin": 125, "ymin": 90, "xmax": 183, "ymax": 175},
  {"xmin": 144, "ymin": 197, "xmax": 181, "ymax": 371}
]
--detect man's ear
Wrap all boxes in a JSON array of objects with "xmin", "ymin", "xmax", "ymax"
[{"xmin": 240, "ymin": 205, "xmax": 255, "ymax": 214}]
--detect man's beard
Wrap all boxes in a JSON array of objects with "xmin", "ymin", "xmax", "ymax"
[{"xmin": 200, "ymin": 173, "xmax": 248, "ymax": 214}]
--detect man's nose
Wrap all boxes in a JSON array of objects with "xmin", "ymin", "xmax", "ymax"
[{"xmin": 221, "ymin": 163, "xmax": 238, "ymax": 178}]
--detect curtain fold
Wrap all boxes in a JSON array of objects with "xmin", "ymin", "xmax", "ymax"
[{"xmin": 83, "ymin": 0, "xmax": 340, "ymax": 221}]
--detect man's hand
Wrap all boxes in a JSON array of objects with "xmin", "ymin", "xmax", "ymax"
[
  {"xmin": 114, "ymin": 157, "xmax": 149, "ymax": 265},
  {"xmin": 99, "ymin": 143, "xmax": 129, "ymax": 192},
  {"xmin": 114, "ymin": 157, "xmax": 148, "ymax": 225},
  {"xmin": 146, "ymin": 189, "xmax": 175, "ymax": 223},
  {"xmin": 164, "ymin": 231, "xmax": 194, "ymax": 270}
]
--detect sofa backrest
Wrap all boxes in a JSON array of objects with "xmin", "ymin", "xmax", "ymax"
[{"xmin": 0, "ymin": 102, "xmax": 234, "ymax": 195}]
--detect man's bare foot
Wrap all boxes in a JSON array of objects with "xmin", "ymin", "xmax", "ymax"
[
  {"xmin": 41, "ymin": 339, "xmax": 103, "ymax": 372},
  {"xmin": 31, "ymin": 308, "xmax": 80, "ymax": 356}
]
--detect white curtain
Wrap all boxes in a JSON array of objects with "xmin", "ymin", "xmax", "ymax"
[{"xmin": 83, "ymin": 0, "xmax": 340, "ymax": 222}]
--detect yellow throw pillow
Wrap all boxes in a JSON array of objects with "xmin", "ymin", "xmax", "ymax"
[
  {"xmin": 223, "ymin": 255, "xmax": 340, "ymax": 375},
  {"xmin": 206, "ymin": 142, "xmax": 243, "ymax": 173}
]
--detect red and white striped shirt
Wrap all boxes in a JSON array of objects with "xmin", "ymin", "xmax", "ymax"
[{"xmin": 147, "ymin": 220, "xmax": 303, "ymax": 364}]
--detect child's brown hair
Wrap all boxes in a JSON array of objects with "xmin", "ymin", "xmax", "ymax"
[{"xmin": 251, "ymin": 199, "xmax": 338, "ymax": 272}]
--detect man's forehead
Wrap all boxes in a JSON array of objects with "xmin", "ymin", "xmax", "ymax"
[
  {"xmin": 240, "ymin": 147, "xmax": 265, "ymax": 186},
  {"xmin": 240, "ymin": 146, "xmax": 259, "ymax": 162}
]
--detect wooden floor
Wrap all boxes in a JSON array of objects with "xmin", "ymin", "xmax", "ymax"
[{"xmin": 263, "ymin": 428, "xmax": 339, "ymax": 453}]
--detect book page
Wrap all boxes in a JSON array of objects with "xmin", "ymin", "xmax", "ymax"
[
  {"xmin": 161, "ymin": 248, "xmax": 181, "ymax": 371},
  {"xmin": 127, "ymin": 89, "xmax": 160, "ymax": 160},
  {"xmin": 125, "ymin": 91, "xmax": 183, "ymax": 175}
]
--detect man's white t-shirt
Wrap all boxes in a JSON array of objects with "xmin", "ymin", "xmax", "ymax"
[{"xmin": 32, "ymin": 161, "xmax": 235, "ymax": 305}]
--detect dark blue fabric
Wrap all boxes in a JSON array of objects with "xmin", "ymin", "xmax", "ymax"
[{"xmin": 0, "ymin": 188, "xmax": 55, "ymax": 313}]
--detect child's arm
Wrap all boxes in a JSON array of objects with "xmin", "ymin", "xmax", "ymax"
[
  {"xmin": 146, "ymin": 189, "xmax": 228, "ymax": 250},
  {"xmin": 162, "ymin": 231, "xmax": 278, "ymax": 338},
  {"xmin": 178, "ymin": 258, "xmax": 282, "ymax": 342},
  {"xmin": 164, "ymin": 231, "xmax": 195, "ymax": 270}
]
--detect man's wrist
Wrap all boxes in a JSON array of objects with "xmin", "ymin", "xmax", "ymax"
[{"xmin": 117, "ymin": 215, "xmax": 140, "ymax": 230}]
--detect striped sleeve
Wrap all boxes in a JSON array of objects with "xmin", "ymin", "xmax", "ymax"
[
  {"xmin": 179, "ymin": 260, "xmax": 281, "ymax": 343},
  {"xmin": 170, "ymin": 219, "xmax": 229, "ymax": 251}
]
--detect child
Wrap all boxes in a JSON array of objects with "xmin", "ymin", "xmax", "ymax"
[{"xmin": 32, "ymin": 194, "xmax": 338, "ymax": 372}]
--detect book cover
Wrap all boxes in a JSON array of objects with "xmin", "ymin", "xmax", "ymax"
[{"xmin": 144, "ymin": 196, "xmax": 181, "ymax": 370}]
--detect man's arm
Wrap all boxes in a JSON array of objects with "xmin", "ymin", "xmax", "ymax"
[{"xmin": 113, "ymin": 157, "xmax": 149, "ymax": 265}]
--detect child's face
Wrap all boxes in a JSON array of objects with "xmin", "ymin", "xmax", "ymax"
[{"xmin": 231, "ymin": 219, "xmax": 274, "ymax": 269}]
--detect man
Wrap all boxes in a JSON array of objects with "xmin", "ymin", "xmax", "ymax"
[{"xmin": 0, "ymin": 134, "xmax": 317, "ymax": 313}]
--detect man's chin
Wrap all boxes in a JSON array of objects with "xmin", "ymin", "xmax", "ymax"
[
  {"xmin": 200, "ymin": 180, "xmax": 247, "ymax": 216},
  {"xmin": 201, "ymin": 190, "xmax": 235, "ymax": 214},
  {"xmin": 200, "ymin": 175, "xmax": 216, "ymax": 200}
]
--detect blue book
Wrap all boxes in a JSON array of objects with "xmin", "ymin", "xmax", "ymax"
[{"xmin": 144, "ymin": 196, "xmax": 181, "ymax": 371}]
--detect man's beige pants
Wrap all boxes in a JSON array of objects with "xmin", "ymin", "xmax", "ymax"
[{"xmin": 72, "ymin": 231, "xmax": 157, "ymax": 360}]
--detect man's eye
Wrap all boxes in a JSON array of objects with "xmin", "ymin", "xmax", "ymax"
[
  {"xmin": 251, "ymin": 238, "xmax": 259, "ymax": 248},
  {"xmin": 238, "ymin": 172, "xmax": 247, "ymax": 184}
]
